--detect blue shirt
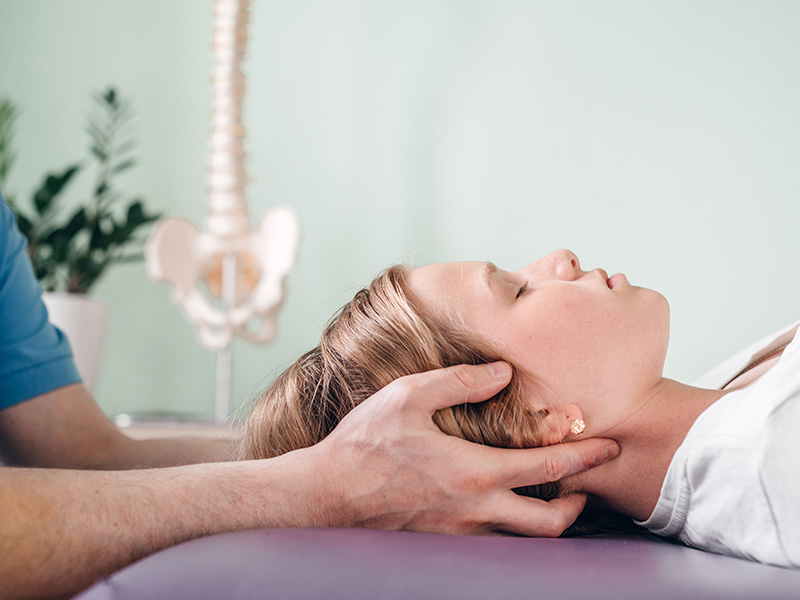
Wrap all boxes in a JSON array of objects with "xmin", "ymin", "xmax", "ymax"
[{"xmin": 0, "ymin": 191, "xmax": 81, "ymax": 410}]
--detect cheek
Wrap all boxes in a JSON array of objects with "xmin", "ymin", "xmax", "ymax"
[
  {"xmin": 481, "ymin": 289, "xmax": 668, "ymax": 383},
  {"xmin": 508, "ymin": 295, "xmax": 644, "ymax": 376},
  {"xmin": 499, "ymin": 307, "xmax": 597, "ymax": 380}
]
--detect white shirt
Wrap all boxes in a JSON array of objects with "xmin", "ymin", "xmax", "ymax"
[{"xmin": 636, "ymin": 321, "xmax": 800, "ymax": 568}]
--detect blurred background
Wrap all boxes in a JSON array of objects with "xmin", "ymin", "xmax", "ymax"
[{"xmin": 1, "ymin": 0, "xmax": 798, "ymax": 420}]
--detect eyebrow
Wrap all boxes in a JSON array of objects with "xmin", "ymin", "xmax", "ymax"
[{"xmin": 483, "ymin": 261, "xmax": 498, "ymax": 294}]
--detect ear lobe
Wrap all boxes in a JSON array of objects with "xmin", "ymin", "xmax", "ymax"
[
  {"xmin": 539, "ymin": 402, "xmax": 585, "ymax": 445},
  {"xmin": 563, "ymin": 403, "xmax": 586, "ymax": 439},
  {"xmin": 519, "ymin": 377, "xmax": 584, "ymax": 445}
]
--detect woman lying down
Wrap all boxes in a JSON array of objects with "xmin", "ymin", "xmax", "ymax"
[{"xmin": 239, "ymin": 249, "xmax": 799, "ymax": 569}]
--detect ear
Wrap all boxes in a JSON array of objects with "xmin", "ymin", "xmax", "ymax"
[{"xmin": 538, "ymin": 402, "xmax": 585, "ymax": 445}]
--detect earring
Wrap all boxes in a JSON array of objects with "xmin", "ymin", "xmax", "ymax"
[{"xmin": 568, "ymin": 417, "xmax": 586, "ymax": 435}]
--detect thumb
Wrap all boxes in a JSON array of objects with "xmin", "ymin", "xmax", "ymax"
[{"xmin": 402, "ymin": 362, "xmax": 512, "ymax": 413}]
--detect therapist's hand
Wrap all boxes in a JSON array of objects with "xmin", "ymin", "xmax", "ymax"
[{"xmin": 304, "ymin": 362, "xmax": 620, "ymax": 536}]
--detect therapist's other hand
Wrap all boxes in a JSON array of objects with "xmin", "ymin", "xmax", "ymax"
[{"xmin": 303, "ymin": 362, "xmax": 620, "ymax": 537}]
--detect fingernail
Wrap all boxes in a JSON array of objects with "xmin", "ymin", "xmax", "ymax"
[
  {"xmin": 605, "ymin": 442, "xmax": 620, "ymax": 459},
  {"xmin": 486, "ymin": 361, "xmax": 512, "ymax": 380}
]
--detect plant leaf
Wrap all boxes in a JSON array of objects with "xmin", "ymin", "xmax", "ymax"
[
  {"xmin": 33, "ymin": 164, "xmax": 81, "ymax": 216},
  {"xmin": 84, "ymin": 120, "xmax": 107, "ymax": 148},
  {"xmin": 90, "ymin": 145, "xmax": 107, "ymax": 162},
  {"xmin": 125, "ymin": 200, "xmax": 161, "ymax": 228},
  {"xmin": 0, "ymin": 97, "xmax": 19, "ymax": 186},
  {"xmin": 94, "ymin": 181, "xmax": 109, "ymax": 198},
  {"xmin": 110, "ymin": 158, "xmax": 136, "ymax": 175},
  {"xmin": 63, "ymin": 207, "xmax": 87, "ymax": 237},
  {"xmin": 90, "ymin": 217, "xmax": 113, "ymax": 250},
  {"xmin": 127, "ymin": 201, "xmax": 145, "ymax": 224},
  {"xmin": 69, "ymin": 252, "xmax": 107, "ymax": 294},
  {"xmin": 45, "ymin": 228, "xmax": 75, "ymax": 263},
  {"xmin": 117, "ymin": 251, "xmax": 145, "ymax": 264},
  {"xmin": 13, "ymin": 210, "xmax": 34, "ymax": 239},
  {"xmin": 114, "ymin": 139, "xmax": 137, "ymax": 156}
]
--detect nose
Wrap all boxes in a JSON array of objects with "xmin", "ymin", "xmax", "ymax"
[
  {"xmin": 551, "ymin": 249, "xmax": 582, "ymax": 280},
  {"xmin": 527, "ymin": 249, "xmax": 582, "ymax": 281}
]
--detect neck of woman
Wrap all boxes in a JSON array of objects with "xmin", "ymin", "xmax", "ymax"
[{"xmin": 562, "ymin": 378, "xmax": 728, "ymax": 521}]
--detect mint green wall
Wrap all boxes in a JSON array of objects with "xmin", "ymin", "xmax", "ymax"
[{"xmin": 2, "ymin": 1, "xmax": 799, "ymax": 419}]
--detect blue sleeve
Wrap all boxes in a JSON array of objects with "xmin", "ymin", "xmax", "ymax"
[{"xmin": 0, "ymin": 191, "xmax": 82, "ymax": 410}]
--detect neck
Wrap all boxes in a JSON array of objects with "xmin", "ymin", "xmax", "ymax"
[{"xmin": 563, "ymin": 378, "xmax": 728, "ymax": 520}]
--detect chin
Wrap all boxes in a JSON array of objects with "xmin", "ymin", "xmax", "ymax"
[
  {"xmin": 639, "ymin": 288, "xmax": 670, "ymax": 354},
  {"xmin": 657, "ymin": 291, "xmax": 670, "ymax": 328},
  {"xmin": 654, "ymin": 292, "xmax": 671, "ymax": 358}
]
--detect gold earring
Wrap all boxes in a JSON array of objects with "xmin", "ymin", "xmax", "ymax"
[{"xmin": 568, "ymin": 417, "xmax": 586, "ymax": 435}]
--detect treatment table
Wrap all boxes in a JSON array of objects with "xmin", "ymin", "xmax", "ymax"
[{"xmin": 77, "ymin": 527, "xmax": 800, "ymax": 599}]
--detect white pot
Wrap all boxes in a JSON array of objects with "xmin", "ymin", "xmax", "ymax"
[{"xmin": 42, "ymin": 292, "xmax": 108, "ymax": 392}]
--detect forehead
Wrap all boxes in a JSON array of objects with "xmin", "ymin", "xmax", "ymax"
[
  {"xmin": 406, "ymin": 261, "xmax": 489, "ymax": 320},
  {"xmin": 411, "ymin": 260, "xmax": 486, "ymax": 283},
  {"xmin": 408, "ymin": 261, "xmax": 487, "ymax": 293}
]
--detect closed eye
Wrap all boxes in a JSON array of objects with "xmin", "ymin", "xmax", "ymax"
[{"xmin": 516, "ymin": 282, "xmax": 528, "ymax": 299}]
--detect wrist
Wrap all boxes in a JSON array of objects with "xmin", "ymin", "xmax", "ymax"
[
  {"xmin": 278, "ymin": 443, "xmax": 352, "ymax": 528},
  {"xmin": 215, "ymin": 447, "xmax": 344, "ymax": 530}
]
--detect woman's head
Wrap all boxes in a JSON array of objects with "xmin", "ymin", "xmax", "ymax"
[
  {"xmin": 407, "ymin": 249, "xmax": 671, "ymax": 438},
  {"xmin": 241, "ymin": 263, "xmax": 558, "ymax": 500}
]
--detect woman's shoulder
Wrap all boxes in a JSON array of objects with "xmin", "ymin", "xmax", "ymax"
[{"xmin": 692, "ymin": 321, "xmax": 800, "ymax": 390}]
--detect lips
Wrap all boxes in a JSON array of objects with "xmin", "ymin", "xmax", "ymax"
[{"xmin": 596, "ymin": 269, "xmax": 611, "ymax": 288}]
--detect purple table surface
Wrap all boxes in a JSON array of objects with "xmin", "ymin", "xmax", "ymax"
[{"xmin": 77, "ymin": 528, "xmax": 800, "ymax": 600}]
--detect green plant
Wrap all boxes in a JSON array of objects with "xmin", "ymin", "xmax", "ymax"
[{"xmin": 0, "ymin": 87, "xmax": 160, "ymax": 294}]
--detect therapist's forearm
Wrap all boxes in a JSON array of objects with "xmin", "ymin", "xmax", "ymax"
[
  {"xmin": 0, "ymin": 383, "xmax": 235, "ymax": 470},
  {"xmin": 100, "ymin": 434, "xmax": 235, "ymax": 468},
  {"xmin": 0, "ymin": 454, "xmax": 317, "ymax": 600}
]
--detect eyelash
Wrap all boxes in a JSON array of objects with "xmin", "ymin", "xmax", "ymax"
[{"xmin": 516, "ymin": 283, "xmax": 528, "ymax": 299}]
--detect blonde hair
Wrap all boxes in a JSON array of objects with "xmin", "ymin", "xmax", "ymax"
[{"xmin": 240, "ymin": 265, "xmax": 558, "ymax": 502}]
